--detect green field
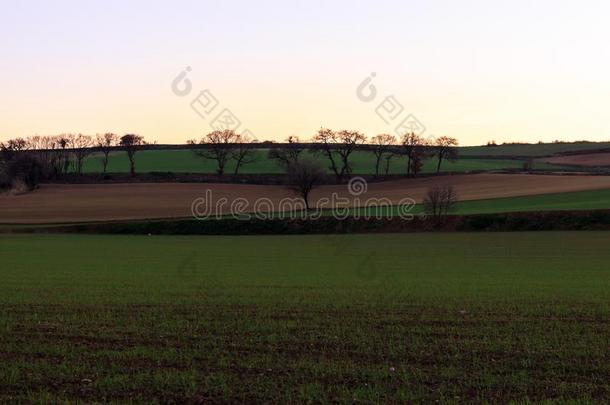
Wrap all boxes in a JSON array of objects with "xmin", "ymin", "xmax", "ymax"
[
  {"xmin": 345, "ymin": 188, "xmax": 610, "ymax": 218},
  {"xmin": 1, "ymin": 233, "xmax": 609, "ymax": 403},
  {"xmin": 83, "ymin": 149, "xmax": 563, "ymax": 175},
  {"xmin": 449, "ymin": 188, "xmax": 610, "ymax": 214},
  {"xmin": 460, "ymin": 142, "xmax": 610, "ymax": 157}
]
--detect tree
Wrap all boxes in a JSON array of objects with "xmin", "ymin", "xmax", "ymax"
[
  {"xmin": 5, "ymin": 153, "xmax": 43, "ymax": 191},
  {"xmin": 231, "ymin": 133, "xmax": 258, "ymax": 175},
  {"xmin": 190, "ymin": 129, "xmax": 238, "ymax": 175},
  {"xmin": 0, "ymin": 144, "xmax": 10, "ymax": 189},
  {"xmin": 55, "ymin": 135, "xmax": 71, "ymax": 176},
  {"xmin": 68, "ymin": 134, "xmax": 94, "ymax": 175},
  {"xmin": 409, "ymin": 151, "xmax": 425, "ymax": 176},
  {"xmin": 401, "ymin": 132, "xmax": 428, "ymax": 176},
  {"xmin": 268, "ymin": 135, "xmax": 304, "ymax": 169},
  {"xmin": 313, "ymin": 128, "xmax": 366, "ymax": 181},
  {"xmin": 370, "ymin": 134, "xmax": 397, "ymax": 177},
  {"xmin": 523, "ymin": 159, "xmax": 534, "ymax": 171},
  {"xmin": 119, "ymin": 134, "xmax": 145, "ymax": 176},
  {"xmin": 286, "ymin": 159, "xmax": 325, "ymax": 210},
  {"xmin": 96, "ymin": 133, "xmax": 118, "ymax": 174},
  {"xmin": 423, "ymin": 184, "xmax": 458, "ymax": 219},
  {"xmin": 382, "ymin": 152, "xmax": 397, "ymax": 176},
  {"xmin": 0, "ymin": 138, "xmax": 28, "ymax": 162},
  {"xmin": 1, "ymin": 138, "xmax": 31, "ymax": 190},
  {"xmin": 433, "ymin": 136, "xmax": 459, "ymax": 173}
]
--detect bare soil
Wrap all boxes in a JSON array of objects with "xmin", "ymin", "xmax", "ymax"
[
  {"xmin": 543, "ymin": 153, "xmax": 610, "ymax": 167},
  {"xmin": 3, "ymin": 173, "xmax": 610, "ymax": 223}
]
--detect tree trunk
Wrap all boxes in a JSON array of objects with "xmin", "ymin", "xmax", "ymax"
[
  {"xmin": 436, "ymin": 153, "xmax": 443, "ymax": 173},
  {"xmin": 102, "ymin": 152, "xmax": 109, "ymax": 174},
  {"xmin": 325, "ymin": 149, "xmax": 340, "ymax": 180},
  {"xmin": 374, "ymin": 155, "xmax": 381, "ymax": 177}
]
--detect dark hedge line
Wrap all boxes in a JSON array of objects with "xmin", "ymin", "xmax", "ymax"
[
  {"xmin": 457, "ymin": 210, "xmax": 610, "ymax": 231},
  {"xmin": 19, "ymin": 210, "xmax": 610, "ymax": 235}
]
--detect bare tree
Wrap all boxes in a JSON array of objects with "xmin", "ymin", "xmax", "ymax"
[
  {"xmin": 433, "ymin": 136, "xmax": 459, "ymax": 173},
  {"xmin": 68, "ymin": 134, "xmax": 94, "ymax": 175},
  {"xmin": 0, "ymin": 140, "xmax": 24, "ymax": 187},
  {"xmin": 0, "ymin": 138, "xmax": 28, "ymax": 159},
  {"xmin": 96, "ymin": 133, "xmax": 118, "ymax": 174},
  {"xmin": 0, "ymin": 139, "xmax": 43, "ymax": 191},
  {"xmin": 287, "ymin": 159, "xmax": 325, "ymax": 210},
  {"xmin": 55, "ymin": 135, "xmax": 71, "ymax": 176},
  {"xmin": 402, "ymin": 132, "xmax": 428, "ymax": 176},
  {"xmin": 190, "ymin": 129, "xmax": 238, "ymax": 175},
  {"xmin": 5, "ymin": 154, "xmax": 43, "ymax": 191},
  {"xmin": 423, "ymin": 184, "xmax": 458, "ymax": 219},
  {"xmin": 522, "ymin": 159, "xmax": 534, "ymax": 171},
  {"xmin": 27, "ymin": 136, "xmax": 66, "ymax": 178},
  {"xmin": 268, "ymin": 135, "xmax": 304, "ymax": 169},
  {"xmin": 370, "ymin": 134, "xmax": 397, "ymax": 177},
  {"xmin": 119, "ymin": 134, "xmax": 145, "ymax": 176},
  {"xmin": 382, "ymin": 151, "xmax": 397, "ymax": 176},
  {"xmin": 231, "ymin": 133, "xmax": 258, "ymax": 175},
  {"xmin": 313, "ymin": 128, "xmax": 366, "ymax": 181}
]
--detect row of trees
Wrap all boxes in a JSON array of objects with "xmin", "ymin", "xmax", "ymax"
[
  {"xmin": 0, "ymin": 133, "xmax": 145, "ymax": 191},
  {"xmin": 1, "ymin": 128, "xmax": 458, "ymax": 191},
  {"xmin": 188, "ymin": 128, "xmax": 459, "ymax": 180},
  {"xmin": 188, "ymin": 128, "xmax": 458, "ymax": 212},
  {"xmin": 187, "ymin": 131, "xmax": 256, "ymax": 176}
]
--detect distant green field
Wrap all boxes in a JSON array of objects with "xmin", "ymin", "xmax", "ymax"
[
  {"xmin": 450, "ymin": 188, "xmax": 610, "ymax": 214},
  {"xmin": 346, "ymin": 188, "xmax": 610, "ymax": 217},
  {"xmin": 1, "ymin": 233, "xmax": 609, "ymax": 402},
  {"xmin": 460, "ymin": 142, "xmax": 610, "ymax": 157},
  {"xmin": 83, "ymin": 149, "xmax": 563, "ymax": 175}
]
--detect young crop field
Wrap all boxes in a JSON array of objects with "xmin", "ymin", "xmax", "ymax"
[
  {"xmin": 82, "ymin": 149, "xmax": 563, "ymax": 175},
  {"xmin": 1, "ymin": 233, "xmax": 609, "ymax": 403},
  {"xmin": 459, "ymin": 142, "xmax": 610, "ymax": 157},
  {"xmin": 349, "ymin": 188, "xmax": 610, "ymax": 217}
]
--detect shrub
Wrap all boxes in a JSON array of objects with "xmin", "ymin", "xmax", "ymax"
[{"xmin": 6, "ymin": 154, "xmax": 43, "ymax": 191}]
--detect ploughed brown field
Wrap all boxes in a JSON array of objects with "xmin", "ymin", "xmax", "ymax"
[
  {"xmin": 543, "ymin": 152, "xmax": 610, "ymax": 167},
  {"xmin": 3, "ymin": 173, "xmax": 610, "ymax": 223}
]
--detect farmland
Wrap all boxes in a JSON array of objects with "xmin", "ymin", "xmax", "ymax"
[
  {"xmin": 352, "ymin": 188, "xmax": 610, "ymax": 217},
  {"xmin": 1, "ymin": 233, "xmax": 609, "ymax": 403},
  {"xmin": 459, "ymin": 142, "xmax": 610, "ymax": 157},
  {"xmin": 4, "ymin": 174, "xmax": 610, "ymax": 223},
  {"xmin": 82, "ymin": 149, "xmax": 565, "ymax": 175},
  {"xmin": 543, "ymin": 152, "xmax": 610, "ymax": 167}
]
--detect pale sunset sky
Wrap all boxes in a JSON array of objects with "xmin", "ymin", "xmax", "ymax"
[{"xmin": 1, "ymin": 0, "xmax": 609, "ymax": 145}]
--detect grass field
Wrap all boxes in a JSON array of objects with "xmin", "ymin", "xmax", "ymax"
[
  {"xmin": 80, "ymin": 143, "xmax": 610, "ymax": 175},
  {"xmin": 348, "ymin": 188, "xmax": 610, "ymax": 217},
  {"xmin": 448, "ymin": 188, "xmax": 610, "ymax": 214},
  {"xmin": 83, "ymin": 149, "xmax": 563, "ymax": 175},
  {"xmin": 460, "ymin": 142, "xmax": 610, "ymax": 157},
  {"xmin": 1, "ymin": 233, "xmax": 609, "ymax": 403}
]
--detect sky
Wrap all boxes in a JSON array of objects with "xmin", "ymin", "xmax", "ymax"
[{"xmin": 1, "ymin": 0, "xmax": 609, "ymax": 146}]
